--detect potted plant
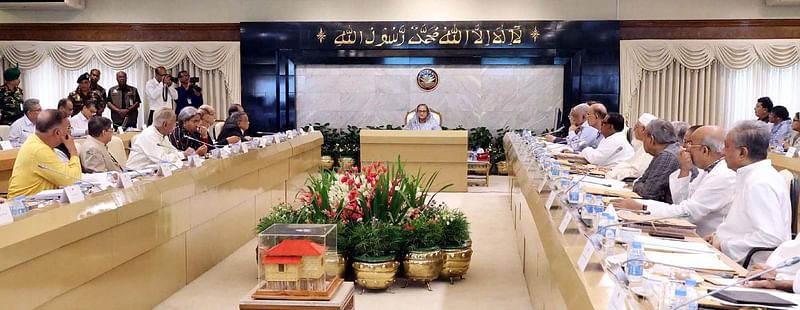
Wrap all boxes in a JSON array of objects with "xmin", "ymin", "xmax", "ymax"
[
  {"xmin": 492, "ymin": 127, "xmax": 510, "ymax": 174},
  {"xmin": 337, "ymin": 125, "xmax": 360, "ymax": 171},
  {"xmin": 311, "ymin": 122, "xmax": 337, "ymax": 170},
  {"xmin": 400, "ymin": 203, "xmax": 445, "ymax": 290},
  {"xmin": 438, "ymin": 206, "xmax": 473, "ymax": 284},
  {"xmin": 349, "ymin": 221, "xmax": 403, "ymax": 292}
]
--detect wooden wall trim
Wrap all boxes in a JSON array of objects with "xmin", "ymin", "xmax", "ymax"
[
  {"xmin": 0, "ymin": 23, "xmax": 240, "ymax": 41},
  {"xmin": 621, "ymin": 19, "xmax": 800, "ymax": 40}
]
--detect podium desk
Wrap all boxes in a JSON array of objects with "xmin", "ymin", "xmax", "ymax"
[
  {"xmin": 0, "ymin": 132, "xmax": 322, "ymax": 310},
  {"xmin": 360, "ymin": 130, "xmax": 467, "ymax": 192}
]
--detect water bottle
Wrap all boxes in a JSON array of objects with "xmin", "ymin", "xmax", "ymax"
[
  {"xmin": 592, "ymin": 205, "xmax": 604, "ymax": 232},
  {"xmin": 602, "ymin": 213, "xmax": 617, "ymax": 256},
  {"xmin": 567, "ymin": 181, "xmax": 582, "ymax": 204},
  {"xmin": 626, "ymin": 241, "xmax": 644, "ymax": 285},
  {"xmin": 10, "ymin": 196, "xmax": 28, "ymax": 218},
  {"xmin": 559, "ymin": 169, "xmax": 571, "ymax": 190},
  {"xmin": 550, "ymin": 161, "xmax": 561, "ymax": 178},
  {"xmin": 670, "ymin": 285, "xmax": 688, "ymax": 310},
  {"xmin": 581, "ymin": 195, "xmax": 594, "ymax": 224},
  {"xmin": 684, "ymin": 279, "xmax": 699, "ymax": 310}
]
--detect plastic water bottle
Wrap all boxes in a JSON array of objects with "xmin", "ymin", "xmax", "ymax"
[
  {"xmin": 626, "ymin": 241, "xmax": 644, "ymax": 285},
  {"xmin": 684, "ymin": 279, "xmax": 699, "ymax": 310},
  {"xmin": 592, "ymin": 205, "xmax": 604, "ymax": 232},
  {"xmin": 581, "ymin": 195, "xmax": 595, "ymax": 224},
  {"xmin": 567, "ymin": 181, "xmax": 582, "ymax": 204},
  {"xmin": 670, "ymin": 285, "xmax": 688, "ymax": 310},
  {"xmin": 601, "ymin": 213, "xmax": 617, "ymax": 255},
  {"xmin": 10, "ymin": 196, "xmax": 28, "ymax": 218}
]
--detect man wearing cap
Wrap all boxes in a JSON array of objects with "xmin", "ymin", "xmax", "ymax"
[
  {"xmin": 89, "ymin": 69, "xmax": 108, "ymax": 116},
  {"xmin": 606, "ymin": 113, "xmax": 657, "ymax": 180},
  {"xmin": 69, "ymin": 72, "xmax": 103, "ymax": 117},
  {"xmin": 1, "ymin": 65, "xmax": 24, "ymax": 126}
]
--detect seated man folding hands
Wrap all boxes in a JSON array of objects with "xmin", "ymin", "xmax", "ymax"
[
  {"xmin": 706, "ymin": 120, "xmax": 791, "ymax": 263},
  {"xmin": 612, "ymin": 126, "xmax": 736, "ymax": 237}
]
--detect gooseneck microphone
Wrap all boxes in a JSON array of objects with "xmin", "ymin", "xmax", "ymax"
[
  {"xmin": 183, "ymin": 135, "xmax": 220, "ymax": 148},
  {"xmin": 37, "ymin": 163, "xmax": 102, "ymax": 193}
]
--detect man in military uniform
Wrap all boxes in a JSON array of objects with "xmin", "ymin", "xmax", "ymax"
[
  {"xmin": 107, "ymin": 71, "xmax": 141, "ymax": 129},
  {"xmin": 89, "ymin": 69, "xmax": 107, "ymax": 116},
  {"xmin": 68, "ymin": 73, "xmax": 103, "ymax": 117},
  {"xmin": 0, "ymin": 65, "xmax": 24, "ymax": 126}
]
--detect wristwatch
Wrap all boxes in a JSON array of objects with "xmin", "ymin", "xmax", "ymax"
[{"xmin": 641, "ymin": 204, "xmax": 648, "ymax": 211}]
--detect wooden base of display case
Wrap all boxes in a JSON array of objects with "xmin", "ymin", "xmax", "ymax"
[
  {"xmin": 241, "ymin": 281, "xmax": 354, "ymax": 310},
  {"xmin": 251, "ymin": 277, "xmax": 343, "ymax": 301}
]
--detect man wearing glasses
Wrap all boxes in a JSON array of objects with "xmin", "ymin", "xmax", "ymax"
[
  {"xmin": 8, "ymin": 98, "xmax": 41, "ymax": 147},
  {"xmin": 612, "ymin": 126, "xmax": 736, "ymax": 237},
  {"xmin": 145, "ymin": 66, "xmax": 177, "ymax": 126},
  {"xmin": 79, "ymin": 116, "xmax": 123, "ymax": 173}
]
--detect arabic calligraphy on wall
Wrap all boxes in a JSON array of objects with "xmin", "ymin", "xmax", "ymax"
[{"xmin": 317, "ymin": 23, "xmax": 543, "ymax": 48}]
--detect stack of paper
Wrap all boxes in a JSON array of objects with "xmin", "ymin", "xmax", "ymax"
[
  {"xmin": 638, "ymin": 235, "xmax": 714, "ymax": 254},
  {"xmin": 645, "ymin": 251, "xmax": 734, "ymax": 272}
]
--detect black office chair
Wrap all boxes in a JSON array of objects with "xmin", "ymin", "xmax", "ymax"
[{"xmin": 742, "ymin": 172, "xmax": 799, "ymax": 268}]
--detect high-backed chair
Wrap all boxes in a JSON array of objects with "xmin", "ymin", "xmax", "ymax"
[
  {"xmin": 741, "ymin": 169, "xmax": 799, "ymax": 268},
  {"xmin": 404, "ymin": 109, "xmax": 442, "ymax": 127},
  {"xmin": 213, "ymin": 121, "xmax": 224, "ymax": 140},
  {"xmin": 0, "ymin": 125, "xmax": 9, "ymax": 141},
  {"xmin": 108, "ymin": 136, "xmax": 128, "ymax": 164}
]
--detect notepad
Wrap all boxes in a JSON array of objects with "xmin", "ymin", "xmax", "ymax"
[
  {"xmin": 637, "ymin": 235, "xmax": 715, "ymax": 254},
  {"xmin": 645, "ymin": 251, "xmax": 734, "ymax": 272},
  {"xmin": 583, "ymin": 186, "xmax": 642, "ymax": 199}
]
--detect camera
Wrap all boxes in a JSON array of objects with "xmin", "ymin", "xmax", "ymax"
[
  {"xmin": 189, "ymin": 77, "xmax": 199, "ymax": 84},
  {"xmin": 169, "ymin": 76, "xmax": 179, "ymax": 83}
]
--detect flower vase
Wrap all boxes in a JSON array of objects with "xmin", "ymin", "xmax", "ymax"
[
  {"xmin": 339, "ymin": 156, "xmax": 355, "ymax": 171},
  {"xmin": 496, "ymin": 161, "xmax": 509, "ymax": 175},
  {"xmin": 439, "ymin": 241, "xmax": 473, "ymax": 284},
  {"xmin": 320, "ymin": 155, "xmax": 334, "ymax": 170}
]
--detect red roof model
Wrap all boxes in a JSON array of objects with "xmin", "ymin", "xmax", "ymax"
[{"xmin": 263, "ymin": 239, "xmax": 326, "ymax": 264}]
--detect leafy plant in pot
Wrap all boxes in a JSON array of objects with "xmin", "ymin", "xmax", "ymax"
[
  {"xmin": 400, "ymin": 203, "xmax": 445, "ymax": 289},
  {"xmin": 437, "ymin": 207, "xmax": 473, "ymax": 283},
  {"xmin": 349, "ymin": 221, "xmax": 403, "ymax": 291}
]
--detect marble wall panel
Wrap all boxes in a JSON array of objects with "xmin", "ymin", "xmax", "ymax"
[{"xmin": 297, "ymin": 64, "xmax": 563, "ymax": 131}]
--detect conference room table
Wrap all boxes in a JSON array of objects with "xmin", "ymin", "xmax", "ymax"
[
  {"xmin": 504, "ymin": 134, "xmax": 748, "ymax": 309},
  {"xmin": 0, "ymin": 132, "xmax": 323, "ymax": 309}
]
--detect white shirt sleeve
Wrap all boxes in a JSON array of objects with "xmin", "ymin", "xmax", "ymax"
[
  {"xmin": 8, "ymin": 120, "xmax": 24, "ymax": 147},
  {"xmin": 145, "ymin": 79, "xmax": 162, "ymax": 102},
  {"xmin": 167, "ymin": 84, "xmax": 178, "ymax": 102},
  {"xmin": 649, "ymin": 169, "xmax": 735, "ymax": 226},
  {"xmin": 719, "ymin": 182, "xmax": 791, "ymax": 261},
  {"xmin": 668, "ymin": 169, "xmax": 693, "ymax": 203}
]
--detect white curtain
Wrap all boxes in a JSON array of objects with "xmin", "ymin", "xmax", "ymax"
[
  {"xmin": 0, "ymin": 41, "xmax": 240, "ymax": 126},
  {"xmin": 621, "ymin": 39, "xmax": 800, "ymax": 128}
]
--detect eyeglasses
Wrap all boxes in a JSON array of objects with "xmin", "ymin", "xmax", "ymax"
[{"xmin": 418, "ymin": 110, "xmax": 429, "ymax": 113}]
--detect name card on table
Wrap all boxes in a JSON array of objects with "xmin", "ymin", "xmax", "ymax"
[
  {"xmin": 545, "ymin": 191, "xmax": 557, "ymax": 210},
  {"xmin": 786, "ymin": 147, "xmax": 797, "ymax": 158},
  {"xmin": 559, "ymin": 212, "xmax": 573, "ymax": 234},
  {"xmin": 0, "ymin": 140, "xmax": 13, "ymax": 150},
  {"xmin": 188, "ymin": 154, "xmax": 204, "ymax": 168},
  {"xmin": 537, "ymin": 179, "xmax": 548, "ymax": 193},
  {"xmin": 273, "ymin": 135, "xmax": 281, "ymax": 144},
  {"xmin": 577, "ymin": 239, "xmax": 595, "ymax": 272},
  {"xmin": 0, "ymin": 204, "xmax": 13, "ymax": 226},
  {"xmin": 607, "ymin": 284, "xmax": 628, "ymax": 310},
  {"xmin": 157, "ymin": 162, "xmax": 173, "ymax": 177},
  {"xmin": 60, "ymin": 184, "xmax": 85, "ymax": 203},
  {"xmin": 116, "ymin": 172, "xmax": 133, "ymax": 188}
]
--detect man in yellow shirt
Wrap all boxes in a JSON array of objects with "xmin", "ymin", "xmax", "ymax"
[{"xmin": 8, "ymin": 109, "xmax": 81, "ymax": 198}]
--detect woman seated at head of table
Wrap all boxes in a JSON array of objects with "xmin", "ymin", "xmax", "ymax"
[{"xmin": 404, "ymin": 104, "xmax": 441, "ymax": 131}]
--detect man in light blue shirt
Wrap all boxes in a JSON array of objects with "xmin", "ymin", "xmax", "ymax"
[
  {"xmin": 546, "ymin": 103, "xmax": 599, "ymax": 152},
  {"xmin": 8, "ymin": 98, "xmax": 40, "ymax": 147}
]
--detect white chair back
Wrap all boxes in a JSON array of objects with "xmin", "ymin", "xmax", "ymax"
[
  {"xmin": 214, "ymin": 121, "xmax": 224, "ymax": 140},
  {"xmin": 0, "ymin": 125, "xmax": 9, "ymax": 141},
  {"xmin": 108, "ymin": 136, "xmax": 128, "ymax": 164}
]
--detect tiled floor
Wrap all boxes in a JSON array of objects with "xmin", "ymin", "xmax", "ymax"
[{"xmin": 155, "ymin": 176, "xmax": 531, "ymax": 310}]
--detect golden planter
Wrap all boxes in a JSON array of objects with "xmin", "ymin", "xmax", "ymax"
[
  {"xmin": 439, "ymin": 246, "xmax": 473, "ymax": 284},
  {"xmin": 402, "ymin": 248, "xmax": 443, "ymax": 290},
  {"xmin": 320, "ymin": 155, "xmax": 334, "ymax": 170},
  {"xmin": 324, "ymin": 253, "xmax": 347, "ymax": 279},
  {"xmin": 496, "ymin": 161, "xmax": 509, "ymax": 175},
  {"xmin": 352, "ymin": 259, "xmax": 399, "ymax": 292},
  {"xmin": 339, "ymin": 157, "xmax": 355, "ymax": 171}
]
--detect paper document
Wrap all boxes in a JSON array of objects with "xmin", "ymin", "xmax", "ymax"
[
  {"xmin": 638, "ymin": 235, "xmax": 715, "ymax": 254},
  {"xmin": 645, "ymin": 251, "xmax": 734, "ymax": 272}
]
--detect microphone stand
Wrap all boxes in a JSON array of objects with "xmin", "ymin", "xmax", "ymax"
[{"xmin": 36, "ymin": 164, "xmax": 103, "ymax": 193}]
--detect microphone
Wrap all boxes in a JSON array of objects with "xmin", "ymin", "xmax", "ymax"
[
  {"xmin": 539, "ymin": 125, "xmax": 565, "ymax": 137},
  {"xmin": 671, "ymin": 256, "xmax": 800, "ymax": 309},
  {"xmin": 256, "ymin": 131, "xmax": 277, "ymax": 135},
  {"xmin": 36, "ymin": 163, "xmax": 102, "ymax": 193},
  {"xmin": 183, "ymin": 135, "xmax": 219, "ymax": 148}
]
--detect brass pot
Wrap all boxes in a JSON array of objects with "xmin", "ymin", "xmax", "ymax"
[
  {"xmin": 352, "ymin": 259, "xmax": 399, "ymax": 291},
  {"xmin": 439, "ymin": 246, "xmax": 473, "ymax": 283},
  {"xmin": 496, "ymin": 161, "xmax": 508, "ymax": 175},
  {"xmin": 403, "ymin": 248, "xmax": 443, "ymax": 282},
  {"xmin": 320, "ymin": 155, "xmax": 334, "ymax": 170},
  {"xmin": 339, "ymin": 156, "xmax": 355, "ymax": 171},
  {"xmin": 324, "ymin": 253, "xmax": 347, "ymax": 279}
]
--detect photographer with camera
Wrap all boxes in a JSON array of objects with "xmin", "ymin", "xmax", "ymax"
[
  {"xmin": 175, "ymin": 70, "xmax": 203, "ymax": 114},
  {"xmin": 145, "ymin": 66, "xmax": 178, "ymax": 126}
]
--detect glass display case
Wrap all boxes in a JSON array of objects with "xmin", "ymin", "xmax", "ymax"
[{"xmin": 255, "ymin": 224, "xmax": 339, "ymax": 299}]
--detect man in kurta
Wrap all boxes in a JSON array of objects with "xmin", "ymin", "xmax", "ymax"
[
  {"xmin": 606, "ymin": 113, "xmax": 657, "ymax": 180},
  {"xmin": 0, "ymin": 65, "xmax": 24, "ymax": 126},
  {"xmin": 706, "ymin": 120, "xmax": 791, "ymax": 263},
  {"xmin": 7, "ymin": 109, "xmax": 81, "ymax": 198}
]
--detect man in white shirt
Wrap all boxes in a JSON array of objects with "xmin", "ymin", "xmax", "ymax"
[
  {"xmin": 145, "ymin": 66, "xmax": 177, "ymax": 126},
  {"xmin": 706, "ymin": 120, "xmax": 791, "ymax": 263},
  {"xmin": 8, "ymin": 98, "xmax": 41, "ymax": 147},
  {"xmin": 612, "ymin": 126, "xmax": 735, "ymax": 236},
  {"xmin": 745, "ymin": 236, "xmax": 800, "ymax": 293},
  {"xmin": 577, "ymin": 112, "xmax": 634, "ymax": 168},
  {"xmin": 606, "ymin": 113, "xmax": 657, "ymax": 180},
  {"xmin": 69, "ymin": 99, "xmax": 97, "ymax": 137},
  {"xmin": 545, "ymin": 103, "xmax": 599, "ymax": 152},
  {"xmin": 126, "ymin": 107, "xmax": 194, "ymax": 170}
]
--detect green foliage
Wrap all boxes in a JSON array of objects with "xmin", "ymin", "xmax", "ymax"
[
  {"xmin": 308, "ymin": 122, "xmax": 338, "ymax": 156},
  {"xmin": 349, "ymin": 221, "xmax": 403, "ymax": 258},
  {"xmin": 402, "ymin": 217, "xmax": 444, "ymax": 251},
  {"xmin": 255, "ymin": 203, "xmax": 307, "ymax": 233},
  {"xmin": 490, "ymin": 127, "xmax": 509, "ymax": 163},
  {"xmin": 439, "ymin": 208, "xmax": 470, "ymax": 248},
  {"xmin": 337, "ymin": 125, "xmax": 361, "ymax": 157},
  {"xmin": 468, "ymin": 127, "xmax": 492, "ymax": 150},
  {"xmin": 358, "ymin": 159, "xmax": 409, "ymax": 225},
  {"xmin": 365, "ymin": 124, "xmax": 402, "ymax": 130},
  {"xmin": 301, "ymin": 171, "xmax": 346, "ymax": 224}
]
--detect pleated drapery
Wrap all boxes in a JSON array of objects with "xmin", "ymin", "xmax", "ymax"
[
  {"xmin": 621, "ymin": 40, "xmax": 800, "ymax": 128},
  {"xmin": 0, "ymin": 41, "xmax": 240, "ymax": 124}
]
